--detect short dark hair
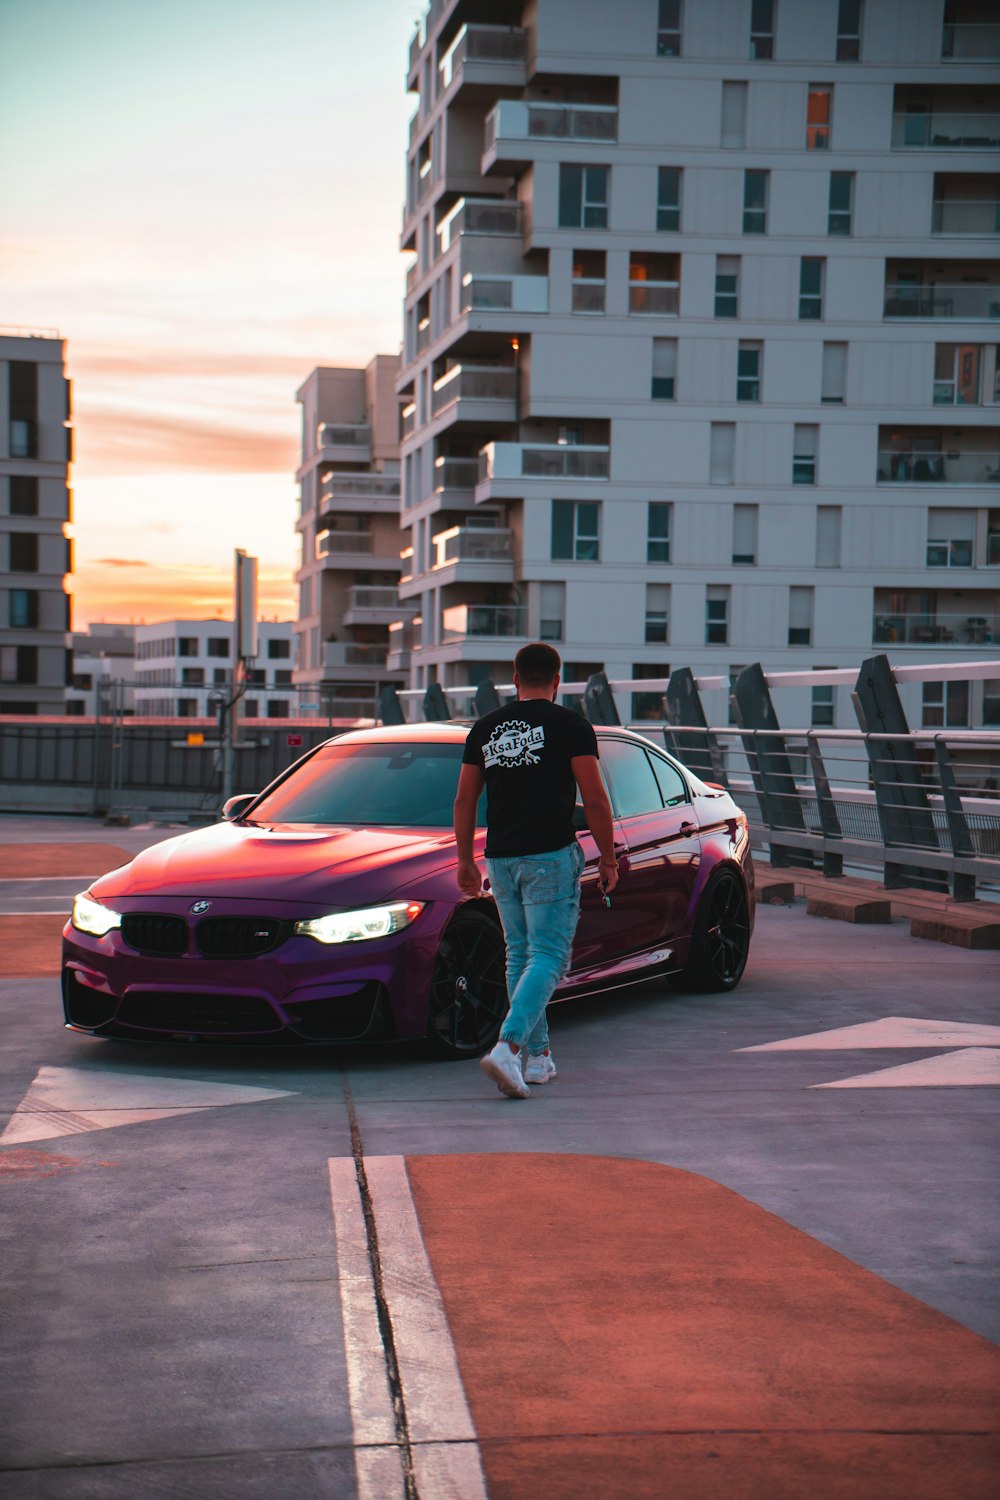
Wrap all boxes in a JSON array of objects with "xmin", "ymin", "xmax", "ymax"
[{"xmin": 514, "ymin": 641, "xmax": 562, "ymax": 686}]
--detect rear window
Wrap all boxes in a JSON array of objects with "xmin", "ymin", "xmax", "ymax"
[{"xmin": 248, "ymin": 742, "xmax": 471, "ymax": 828}]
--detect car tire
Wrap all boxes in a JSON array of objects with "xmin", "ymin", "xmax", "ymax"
[
  {"xmin": 423, "ymin": 907, "xmax": 508, "ymax": 1060},
  {"xmin": 671, "ymin": 868, "xmax": 750, "ymax": 993}
]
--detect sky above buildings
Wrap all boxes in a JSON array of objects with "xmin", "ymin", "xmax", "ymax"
[{"xmin": 1, "ymin": 0, "xmax": 418, "ymax": 625}]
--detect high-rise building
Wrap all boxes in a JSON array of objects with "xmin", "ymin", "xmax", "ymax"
[
  {"xmin": 0, "ymin": 330, "xmax": 72, "ymax": 714},
  {"xmin": 397, "ymin": 0, "xmax": 1000, "ymax": 730},
  {"xmin": 294, "ymin": 358, "xmax": 411, "ymax": 717},
  {"xmin": 133, "ymin": 619, "xmax": 294, "ymax": 718}
]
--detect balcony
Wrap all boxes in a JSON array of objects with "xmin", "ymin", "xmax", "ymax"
[
  {"xmin": 317, "ymin": 530, "xmax": 374, "ymax": 560},
  {"xmin": 438, "ymin": 24, "xmax": 527, "ymax": 95},
  {"xmin": 323, "ymin": 641, "xmax": 389, "ymax": 672},
  {"xmin": 431, "ymin": 526, "xmax": 514, "ymax": 584},
  {"xmin": 942, "ymin": 16, "xmax": 1000, "ymax": 61},
  {"xmin": 386, "ymin": 619, "xmax": 418, "ymax": 671},
  {"xmin": 460, "ymin": 272, "xmax": 549, "ymax": 316},
  {"xmin": 437, "ymin": 197, "xmax": 522, "ymax": 255},
  {"xmin": 883, "ymin": 282, "xmax": 1000, "ymax": 320},
  {"xmin": 932, "ymin": 197, "xmax": 1000, "ymax": 234},
  {"xmin": 402, "ymin": 403, "xmax": 416, "ymax": 440},
  {"xmin": 320, "ymin": 470, "xmax": 400, "ymax": 516},
  {"xmin": 316, "ymin": 423, "xmax": 371, "ymax": 463},
  {"xmin": 483, "ymin": 99, "xmax": 618, "ymax": 173},
  {"xmin": 628, "ymin": 279, "xmax": 680, "ymax": 315},
  {"xmin": 434, "ymin": 456, "xmax": 481, "ymax": 501},
  {"xmin": 343, "ymin": 586, "xmax": 417, "ymax": 627},
  {"xmin": 876, "ymin": 445, "xmax": 1000, "ymax": 485},
  {"xmin": 399, "ymin": 545, "xmax": 414, "ymax": 584},
  {"xmin": 430, "ymin": 364, "xmax": 517, "ymax": 423},
  {"xmin": 478, "ymin": 441, "xmax": 610, "ymax": 487},
  {"xmin": 891, "ymin": 111, "xmax": 1000, "ymax": 148},
  {"xmin": 441, "ymin": 603, "xmax": 527, "ymax": 642},
  {"xmin": 873, "ymin": 599, "xmax": 997, "ymax": 646}
]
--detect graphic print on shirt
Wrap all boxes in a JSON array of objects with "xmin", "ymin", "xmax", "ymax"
[{"xmin": 482, "ymin": 720, "xmax": 546, "ymax": 769}]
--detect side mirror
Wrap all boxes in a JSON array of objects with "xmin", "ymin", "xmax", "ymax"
[{"xmin": 222, "ymin": 793, "xmax": 257, "ymax": 821}]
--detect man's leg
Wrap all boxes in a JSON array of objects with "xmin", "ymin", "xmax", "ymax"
[{"xmin": 499, "ymin": 843, "xmax": 583, "ymax": 1047}]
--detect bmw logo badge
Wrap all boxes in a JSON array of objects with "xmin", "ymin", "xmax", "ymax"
[{"xmin": 190, "ymin": 900, "xmax": 212, "ymax": 914}]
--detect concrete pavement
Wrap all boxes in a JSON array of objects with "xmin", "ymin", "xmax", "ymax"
[{"xmin": 0, "ymin": 818, "xmax": 998, "ymax": 1497}]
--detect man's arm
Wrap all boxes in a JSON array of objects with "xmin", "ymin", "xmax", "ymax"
[
  {"xmin": 571, "ymin": 755, "xmax": 619, "ymax": 894},
  {"xmin": 453, "ymin": 761, "xmax": 485, "ymax": 897}
]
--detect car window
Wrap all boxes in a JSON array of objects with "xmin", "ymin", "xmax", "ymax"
[
  {"xmin": 247, "ymin": 742, "xmax": 476, "ymax": 828},
  {"xmin": 647, "ymin": 752, "xmax": 689, "ymax": 808},
  {"xmin": 599, "ymin": 739, "xmax": 666, "ymax": 819}
]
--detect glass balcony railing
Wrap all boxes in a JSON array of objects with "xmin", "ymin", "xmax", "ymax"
[
  {"xmin": 479, "ymin": 441, "xmax": 611, "ymax": 483},
  {"xmin": 932, "ymin": 199, "xmax": 1000, "ymax": 234},
  {"xmin": 438, "ymin": 24, "xmax": 527, "ymax": 90},
  {"xmin": 324, "ymin": 642, "xmax": 388, "ymax": 668},
  {"xmin": 891, "ymin": 111, "xmax": 1000, "ymax": 148},
  {"xmin": 346, "ymin": 587, "xmax": 403, "ymax": 611},
  {"xmin": 484, "ymin": 100, "xmax": 618, "ymax": 154},
  {"xmin": 571, "ymin": 279, "xmax": 606, "ymax": 313},
  {"xmin": 317, "ymin": 531, "xmax": 374, "ymax": 557},
  {"xmin": 441, "ymin": 603, "xmax": 527, "ymax": 641},
  {"xmin": 460, "ymin": 274, "xmax": 549, "ymax": 315},
  {"xmin": 317, "ymin": 423, "xmax": 371, "ymax": 450},
  {"xmin": 399, "ymin": 546, "xmax": 414, "ymax": 584},
  {"xmin": 883, "ymin": 283, "xmax": 1000, "ymax": 318},
  {"xmin": 433, "ymin": 527, "xmax": 513, "ymax": 567},
  {"xmin": 941, "ymin": 22, "xmax": 1000, "ymax": 59},
  {"xmin": 431, "ymin": 364, "xmax": 517, "ymax": 415},
  {"xmin": 437, "ymin": 197, "xmax": 522, "ymax": 254},
  {"xmin": 321, "ymin": 472, "xmax": 400, "ymax": 503},
  {"xmin": 873, "ymin": 612, "xmax": 996, "ymax": 645},
  {"xmin": 434, "ymin": 456, "xmax": 481, "ymax": 493},
  {"xmin": 877, "ymin": 449, "xmax": 1000, "ymax": 483},
  {"xmin": 402, "ymin": 403, "xmax": 416, "ymax": 439},
  {"xmin": 406, "ymin": 261, "xmax": 418, "ymax": 293},
  {"xmin": 628, "ymin": 280, "xmax": 680, "ymax": 315}
]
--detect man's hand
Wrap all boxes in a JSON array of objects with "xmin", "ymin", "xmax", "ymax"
[
  {"xmin": 597, "ymin": 856, "xmax": 619, "ymax": 896},
  {"xmin": 456, "ymin": 858, "xmax": 483, "ymax": 898}
]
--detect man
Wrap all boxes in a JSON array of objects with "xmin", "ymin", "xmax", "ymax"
[{"xmin": 453, "ymin": 642, "xmax": 619, "ymax": 1099}]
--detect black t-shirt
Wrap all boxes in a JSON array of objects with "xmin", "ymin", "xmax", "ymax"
[{"xmin": 462, "ymin": 698, "xmax": 599, "ymax": 857}]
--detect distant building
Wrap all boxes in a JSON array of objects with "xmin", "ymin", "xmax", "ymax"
[
  {"xmin": 398, "ymin": 0, "xmax": 1000, "ymax": 730},
  {"xmin": 0, "ymin": 329, "xmax": 72, "ymax": 714},
  {"xmin": 133, "ymin": 619, "xmax": 294, "ymax": 718},
  {"xmin": 66, "ymin": 623, "xmax": 136, "ymax": 716},
  {"xmin": 294, "ymin": 357, "xmax": 412, "ymax": 716}
]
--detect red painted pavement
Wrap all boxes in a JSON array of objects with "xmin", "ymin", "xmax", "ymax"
[{"xmin": 407, "ymin": 1153, "xmax": 1000, "ymax": 1499}]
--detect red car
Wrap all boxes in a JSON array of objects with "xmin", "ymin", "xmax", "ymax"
[{"xmin": 63, "ymin": 723, "xmax": 754, "ymax": 1059}]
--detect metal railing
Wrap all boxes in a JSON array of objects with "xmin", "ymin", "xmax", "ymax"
[
  {"xmin": 883, "ymin": 283, "xmax": 1000, "ymax": 319},
  {"xmin": 932, "ymin": 199, "xmax": 1000, "ymax": 234},
  {"xmin": 891, "ymin": 111, "xmax": 1000, "ymax": 148},
  {"xmin": 876, "ymin": 448, "xmax": 1000, "ymax": 483},
  {"xmin": 431, "ymin": 364, "xmax": 516, "ymax": 414},
  {"xmin": 437, "ymin": 197, "xmax": 522, "ymax": 253}
]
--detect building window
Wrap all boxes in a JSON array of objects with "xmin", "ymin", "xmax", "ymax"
[
  {"xmin": 706, "ymin": 587, "xmax": 730, "ymax": 645},
  {"xmin": 181, "ymin": 667, "xmax": 205, "ymax": 686},
  {"xmin": 246, "ymin": 668, "xmax": 266, "ymax": 686},
  {"xmin": 732, "ymin": 504, "xmax": 758, "ymax": 564},
  {"xmin": 822, "ymin": 342, "xmax": 848, "ymax": 404},
  {"xmin": 828, "ymin": 172, "xmax": 853, "ymax": 235},
  {"xmin": 572, "ymin": 249, "xmax": 606, "ymax": 313},
  {"xmin": 737, "ymin": 343, "xmax": 762, "ymax": 402},
  {"xmin": 552, "ymin": 500, "xmax": 600, "ymax": 561},
  {"xmin": 0, "ymin": 645, "xmax": 38, "ymax": 684},
  {"xmin": 656, "ymin": 0, "xmax": 682, "ymax": 56},
  {"xmin": 645, "ymin": 584, "xmax": 670, "ymax": 643},
  {"xmin": 922, "ymin": 680, "xmax": 969, "ymax": 728},
  {"xmin": 836, "ymin": 0, "xmax": 863, "ymax": 60},
  {"xmin": 651, "ymin": 338, "xmax": 677, "ymax": 399},
  {"xmin": 274, "ymin": 670, "xmax": 294, "ymax": 687},
  {"xmin": 177, "ymin": 637, "xmax": 199, "ymax": 657},
  {"xmin": 811, "ymin": 682, "xmax": 835, "ymax": 726},
  {"xmin": 629, "ymin": 252, "xmax": 680, "ymax": 315},
  {"xmin": 632, "ymin": 662, "xmax": 670, "ymax": 721},
  {"xmin": 793, "ymin": 425, "xmax": 818, "ymax": 484},
  {"xmin": 539, "ymin": 581, "xmax": 565, "ymax": 641},
  {"xmin": 983, "ymin": 678, "xmax": 1000, "ymax": 726},
  {"xmin": 742, "ymin": 170, "xmax": 768, "ymax": 234},
  {"xmin": 267, "ymin": 700, "xmax": 290, "ymax": 718},
  {"xmin": 926, "ymin": 508, "xmax": 975, "ymax": 567},
  {"xmin": 213, "ymin": 668, "xmax": 228, "ymax": 684},
  {"xmin": 750, "ymin": 0, "xmax": 775, "ymax": 58},
  {"xmin": 207, "ymin": 637, "xmax": 229, "ymax": 657},
  {"xmin": 647, "ymin": 502, "xmax": 672, "ymax": 562},
  {"xmin": 721, "ymin": 81, "xmax": 747, "ymax": 148},
  {"xmin": 656, "ymin": 167, "xmax": 681, "ymax": 230},
  {"xmin": 715, "ymin": 256, "xmax": 740, "ymax": 317},
  {"xmin": 799, "ymin": 258, "xmax": 824, "ymax": 320},
  {"xmin": 988, "ymin": 508, "xmax": 1000, "ymax": 565},
  {"xmin": 9, "ymin": 589, "xmax": 39, "ymax": 629},
  {"xmin": 816, "ymin": 506, "xmax": 842, "ymax": 567},
  {"xmin": 933, "ymin": 344, "xmax": 983, "ymax": 405},
  {"xmin": 788, "ymin": 586, "xmax": 814, "ymax": 645},
  {"xmin": 710, "ymin": 422, "xmax": 735, "ymax": 484},
  {"xmin": 558, "ymin": 164, "xmax": 609, "ymax": 229},
  {"xmin": 9, "ymin": 533, "xmax": 38, "ymax": 572},
  {"xmin": 267, "ymin": 638, "xmax": 291, "ymax": 659},
  {"xmin": 9, "ymin": 421, "xmax": 37, "ymax": 459},
  {"xmin": 9, "ymin": 476, "xmax": 38, "ymax": 515},
  {"xmin": 806, "ymin": 85, "xmax": 832, "ymax": 149}
]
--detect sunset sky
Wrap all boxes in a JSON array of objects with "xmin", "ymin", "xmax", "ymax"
[{"xmin": 1, "ymin": 0, "xmax": 417, "ymax": 625}]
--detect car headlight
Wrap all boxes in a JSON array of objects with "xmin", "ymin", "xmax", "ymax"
[
  {"xmin": 294, "ymin": 901, "xmax": 424, "ymax": 946},
  {"xmin": 71, "ymin": 893, "xmax": 123, "ymax": 937}
]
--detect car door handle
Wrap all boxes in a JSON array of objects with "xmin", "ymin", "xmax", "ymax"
[{"xmin": 678, "ymin": 821, "xmax": 698, "ymax": 835}]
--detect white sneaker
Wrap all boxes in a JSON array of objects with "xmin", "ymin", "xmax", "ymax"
[
  {"xmin": 480, "ymin": 1041, "xmax": 530, "ymax": 1099},
  {"xmin": 523, "ymin": 1050, "xmax": 557, "ymax": 1085}
]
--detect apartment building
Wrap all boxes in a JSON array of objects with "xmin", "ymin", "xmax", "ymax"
[
  {"xmin": 294, "ymin": 358, "xmax": 411, "ymax": 715},
  {"xmin": 397, "ymin": 0, "xmax": 1000, "ymax": 730},
  {"xmin": 133, "ymin": 619, "xmax": 294, "ymax": 718},
  {"xmin": 66, "ymin": 623, "xmax": 136, "ymax": 716},
  {"xmin": 0, "ymin": 330, "xmax": 72, "ymax": 714}
]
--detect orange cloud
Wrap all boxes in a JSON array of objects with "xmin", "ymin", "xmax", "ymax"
[
  {"xmin": 73, "ymin": 562, "xmax": 295, "ymax": 628},
  {"xmin": 73, "ymin": 408, "xmax": 299, "ymax": 475},
  {"xmin": 69, "ymin": 347, "xmax": 322, "ymax": 381}
]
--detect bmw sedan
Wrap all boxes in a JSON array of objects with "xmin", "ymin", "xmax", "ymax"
[{"xmin": 62, "ymin": 723, "xmax": 755, "ymax": 1059}]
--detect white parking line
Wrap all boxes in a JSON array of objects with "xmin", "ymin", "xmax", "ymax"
[{"xmin": 328, "ymin": 1154, "xmax": 488, "ymax": 1500}]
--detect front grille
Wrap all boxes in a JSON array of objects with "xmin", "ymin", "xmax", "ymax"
[
  {"xmin": 120, "ymin": 913, "xmax": 188, "ymax": 956},
  {"xmin": 284, "ymin": 983, "xmax": 392, "ymax": 1042},
  {"xmin": 117, "ymin": 991, "xmax": 281, "ymax": 1034},
  {"xmin": 63, "ymin": 970, "xmax": 118, "ymax": 1029},
  {"xmin": 195, "ymin": 916, "xmax": 294, "ymax": 959}
]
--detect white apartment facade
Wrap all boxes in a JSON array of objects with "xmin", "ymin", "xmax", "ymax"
[
  {"xmin": 133, "ymin": 619, "xmax": 294, "ymax": 718},
  {"xmin": 294, "ymin": 358, "xmax": 411, "ymax": 715},
  {"xmin": 397, "ymin": 0, "xmax": 1000, "ymax": 730},
  {"xmin": 0, "ymin": 330, "xmax": 72, "ymax": 714},
  {"xmin": 67, "ymin": 623, "xmax": 137, "ymax": 716}
]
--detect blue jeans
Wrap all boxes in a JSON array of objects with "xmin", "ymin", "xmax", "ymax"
[{"xmin": 485, "ymin": 841, "xmax": 585, "ymax": 1054}]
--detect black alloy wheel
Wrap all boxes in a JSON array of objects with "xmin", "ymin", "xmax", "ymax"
[
  {"xmin": 673, "ymin": 869, "xmax": 751, "ymax": 993},
  {"xmin": 424, "ymin": 908, "xmax": 508, "ymax": 1059}
]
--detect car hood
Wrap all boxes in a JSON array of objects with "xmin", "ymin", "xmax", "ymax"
[{"xmin": 91, "ymin": 820, "xmax": 462, "ymax": 907}]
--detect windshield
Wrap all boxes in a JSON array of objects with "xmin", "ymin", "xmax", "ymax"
[{"xmin": 246, "ymin": 741, "xmax": 476, "ymax": 828}]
